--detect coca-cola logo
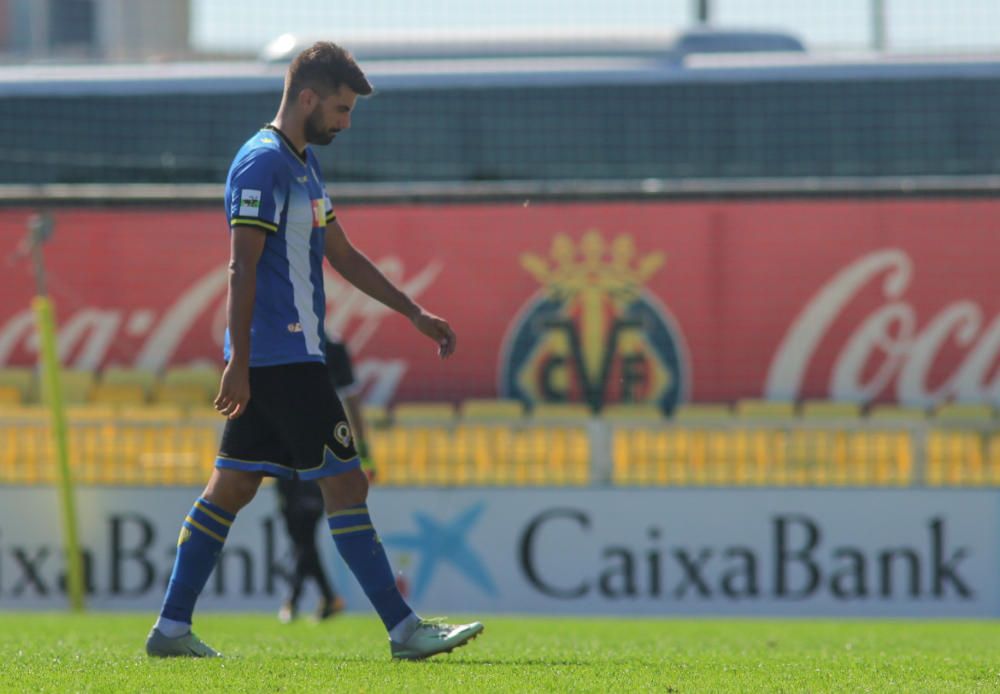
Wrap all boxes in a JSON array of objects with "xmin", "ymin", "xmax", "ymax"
[
  {"xmin": 766, "ymin": 249, "xmax": 1000, "ymax": 406},
  {"xmin": 0, "ymin": 256, "xmax": 441, "ymax": 377}
]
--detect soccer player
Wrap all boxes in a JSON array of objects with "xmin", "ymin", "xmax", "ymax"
[{"xmin": 145, "ymin": 42, "xmax": 483, "ymax": 660}]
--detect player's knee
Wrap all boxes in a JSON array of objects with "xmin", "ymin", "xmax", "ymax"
[
  {"xmin": 203, "ymin": 468, "xmax": 263, "ymax": 513},
  {"xmin": 339, "ymin": 467, "xmax": 369, "ymax": 507},
  {"xmin": 317, "ymin": 468, "xmax": 369, "ymax": 511}
]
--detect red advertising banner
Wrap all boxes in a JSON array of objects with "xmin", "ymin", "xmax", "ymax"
[{"xmin": 1, "ymin": 200, "xmax": 999, "ymax": 409}]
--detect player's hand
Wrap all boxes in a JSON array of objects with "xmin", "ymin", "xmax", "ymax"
[
  {"xmin": 410, "ymin": 308, "xmax": 456, "ymax": 359},
  {"xmin": 215, "ymin": 362, "xmax": 250, "ymax": 419}
]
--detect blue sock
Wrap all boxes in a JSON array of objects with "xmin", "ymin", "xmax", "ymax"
[
  {"xmin": 329, "ymin": 504, "xmax": 413, "ymax": 631},
  {"xmin": 159, "ymin": 497, "xmax": 235, "ymax": 625}
]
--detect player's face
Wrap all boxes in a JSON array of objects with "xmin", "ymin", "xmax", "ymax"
[{"xmin": 304, "ymin": 85, "xmax": 358, "ymax": 146}]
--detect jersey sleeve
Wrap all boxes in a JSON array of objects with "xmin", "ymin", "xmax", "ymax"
[
  {"xmin": 228, "ymin": 151, "xmax": 285, "ymax": 234},
  {"xmin": 308, "ymin": 152, "xmax": 336, "ymax": 225}
]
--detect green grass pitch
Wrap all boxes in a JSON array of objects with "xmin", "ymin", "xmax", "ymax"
[{"xmin": 3, "ymin": 613, "xmax": 1000, "ymax": 692}]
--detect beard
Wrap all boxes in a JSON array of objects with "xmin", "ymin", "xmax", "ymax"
[{"xmin": 304, "ymin": 110, "xmax": 338, "ymax": 146}]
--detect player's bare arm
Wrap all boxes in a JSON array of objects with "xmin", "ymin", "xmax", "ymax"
[
  {"xmin": 324, "ymin": 218, "xmax": 456, "ymax": 358},
  {"xmin": 215, "ymin": 225, "xmax": 266, "ymax": 418}
]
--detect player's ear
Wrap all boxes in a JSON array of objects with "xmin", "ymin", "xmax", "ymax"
[{"xmin": 298, "ymin": 86, "xmax": 319, "ymax": 111}]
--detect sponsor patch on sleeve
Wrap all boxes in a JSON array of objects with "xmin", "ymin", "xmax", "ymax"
[
  {"xmin": 239, "ymin": 189, "xmax": 262, "ymax": 217},
  {"xmin": 312, "ymin": 198, "xmax": 326, "ymax": 227}
]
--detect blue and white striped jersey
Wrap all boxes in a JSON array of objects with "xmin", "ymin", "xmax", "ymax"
[{"xmin": 223, "ymin": 127, "xmax": 336, "ymax": 367}]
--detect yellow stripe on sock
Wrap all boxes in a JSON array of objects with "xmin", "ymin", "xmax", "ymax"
[
  {"xmin": 194, "ymin": 501, "xmax": 233, "ymax": 527},
  {"xmin": 330, "ymin": 523, "xmax": 374, "ymax": 536},
  {"xmin": 185, "ymin": 516, "xmax": 225, "ymax": 544},
  {"xmin": 328, "ymin": 508, "xmax": 369, "ymax": 519}
]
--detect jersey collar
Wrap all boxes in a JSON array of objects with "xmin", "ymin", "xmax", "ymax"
[{"xmin": 264, "ymin": 124, "xmax": 307, "ymax": 165}]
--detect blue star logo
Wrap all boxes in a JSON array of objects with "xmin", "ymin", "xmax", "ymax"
[{"xmin": 382, "ymin": 502, "xmax": 498, "ymax": 600}]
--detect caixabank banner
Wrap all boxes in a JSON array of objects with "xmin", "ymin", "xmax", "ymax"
[
  {"xmin": 1, "ymin": 199, "xmax": 999, "ymax": 409},
  {"xmin": 0, "ymin": 488, "xmax": 994, "ymax": 617}
]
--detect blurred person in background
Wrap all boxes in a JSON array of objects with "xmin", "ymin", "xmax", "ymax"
[
  {"xmin": 145, "ymin": 41, "xmax": 482, "ymax": 660},
  {"xmin": 275, "ymin": 477, "xmax": 344, "ymax": 623}
]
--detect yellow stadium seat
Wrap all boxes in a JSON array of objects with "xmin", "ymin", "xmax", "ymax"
[
  {"xmin": 0, "ymin": 385, "xmax": 22, "ymax": 406},
  {"xmin": 801, "ymin": 400, "xmax": 863, "ymax": 420},
  {"xmin": 0, "ymin": 404, "xmax": 49, "ymax": 422},
  {"xmin": 361, "ymin": 404, "xmax": 389, "ymax": 428},
  {"xmin": 673, "ymin": 403, "xmax": 732, "ymax": 422},
  {"xmin": 934, "ymin": 403, "xmax": 995, "ymax": 423},
  {"xmin": 187, "ymin": 406, "xmax": 226, "ymax": 423},
  {"xmin": 163, "ymin": 366, "xmax": 222, "ymax": 392},
  {"xmin": 154, "ymin": 382, "xmax": 213, "ymax": 407},
  {"xmin": 460, "ymin": 398, "xmax": 525, "ymax": 422},
  {"xmin": 392, "ymin": 402, "xmax": 456, "ymax": 424},
  {"xmin": 58, "ymin": 370, "xmax": 97, "ymax": 404},
  {"xmin": 66, "ymin": 404, "xmax": 118, "ymax": 422},
  {"xmin": 371, "ymin": 422, "xmax": 590, "ymax": 487},
  {"xmin": 120, "ymin": 405, "xmax": 185, "ymax": 422},
  {"xmin": 736, "ymin": 399, "xmax": 796, "ymax": 419},
  {"xmin": 90, "ymin": 383, "xmax": 147, "ymax": 406},
  {"xmin": 602, "ymin": 403, "xmax": 664, "ymax": 423},
  {"xmin": 869, "ymin": 405, "xmax": 927, "ymax": 422},
  {"xmin": 530, "ymin": 402, "xmax": 592, "ymax": 423},
  {"xmin": 101, "ymin": 367, "xmax": 157, "ymax": 396},
  {"xmin": 0, "ymin": 367, "xmax": 35, "ymax": 402}
]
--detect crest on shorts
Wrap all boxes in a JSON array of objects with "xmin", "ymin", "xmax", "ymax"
[
  {"xmin": 499, "ymin": 230, "xmax": 688, "ymax": 414},
  {"xmin": 334, "ymin": 421, "xmax": 352, "ymax": 448}
]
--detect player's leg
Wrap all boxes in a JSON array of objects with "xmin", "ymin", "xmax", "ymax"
[
  {"xmin": 315, "ymin": 470, "xmax": 412, "ymax": 634},
  {"xmin": 147, "ymin": 467, "xmax": 263, "ymax": 657},
  {"xmin": 148, "ymin": 370, "xmax": 288, "ymax": 657},
  {"xmin": 315, "ymin": 470, "xmax": 412, "ymax": 632},
  {"xmin": 285, "ymin": 363, "xmax": 483, "ymax": 658},
  {"xmin": 315, "ymin": 470, "xmax": 483, "ymax": 659}
]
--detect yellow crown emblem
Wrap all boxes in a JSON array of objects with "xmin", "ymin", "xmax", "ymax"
[
  {"xmin": 520, "ymin": 230, "xmax": 665, "ymax": 309},
  {"xmin": 514, "ymin": 231, "xmax": 670, "ymax": 402}
]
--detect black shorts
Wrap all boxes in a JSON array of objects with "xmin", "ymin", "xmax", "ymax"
[
  {"xmin": 325, "ymin": 341, "xmax": 356, "ymax": 390},
  {"xmin": 215, "ymin": 362, "xmax": 360, "ymax": 480}
]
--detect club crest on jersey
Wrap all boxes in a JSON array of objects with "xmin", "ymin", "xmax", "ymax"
[
  {"xmin": 239, "ymin": 188, "xmax": 262, "ymax": 217},
  {"xmin": 499, "ymin": 230, "xmax": 688, "ymax": 415}
]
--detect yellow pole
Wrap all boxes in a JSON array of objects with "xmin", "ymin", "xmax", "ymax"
[{"xmin": 27, "ymin": 213, "xmax": 85, "ymax": 612}]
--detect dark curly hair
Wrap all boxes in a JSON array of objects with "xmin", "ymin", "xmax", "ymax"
[{"xmin": 285, "ymin": 41, "xmax": 373, "ymax": 98}]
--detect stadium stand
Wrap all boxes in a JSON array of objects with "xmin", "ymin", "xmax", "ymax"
[
  {"xmin": 392, "ymin": 402, "xmax": 457, "ymax": 424},
  {"xmin": 58, "ymin": 370, "xmax": 97, "ymax": 404},
  {"xmin": 459, "ymin": 398, "xmax": 525, "ymax": 422},
  {"xmin": 0, "ymin": 367, "xmax": 34, "ymax": 403},
  {"xmin": 529, "ymin": 402, "xmax": 592, "ymax": 423},
  {"xmin": 0, "ymin": 396, "xmax": 997, "ymax": 488},
  {"xmin": 801, "ymin": 400, "xmax": 863, "ymax": 420}
]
